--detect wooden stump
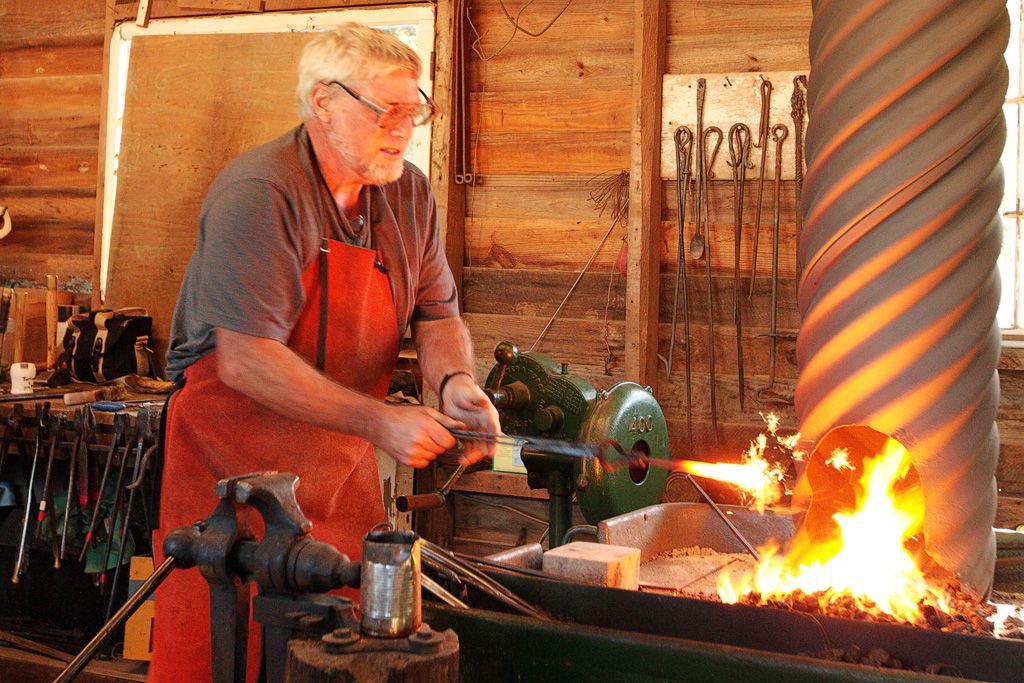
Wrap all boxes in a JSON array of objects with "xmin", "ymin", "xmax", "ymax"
[{"xmin": 287, "ymin": 629, "xmax": 459, "ymax": 683}]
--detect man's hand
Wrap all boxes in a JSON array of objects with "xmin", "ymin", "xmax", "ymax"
[
  {"xmin": 375, "ymin": 404, "xmax": 464, "ymax": 469},
  {"xmin": 441, "ymin": 374, "xmax": 502, "ymax": 465}
]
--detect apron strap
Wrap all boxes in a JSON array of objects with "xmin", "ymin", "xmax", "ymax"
[{"xmin": 317, "ymin": 241, "xmax": 329, "ymax": 371}]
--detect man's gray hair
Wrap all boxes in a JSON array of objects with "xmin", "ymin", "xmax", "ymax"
[{"xmin": 296, "ymin": 23, "xmax": 421, "ymax": 119}]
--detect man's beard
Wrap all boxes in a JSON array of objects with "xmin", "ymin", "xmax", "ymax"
[{"xmin": 331, "ymin": 128, "xmax": 405, "ymax": 185}]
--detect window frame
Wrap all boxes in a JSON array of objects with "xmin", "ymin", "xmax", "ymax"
[{"xmin": 1000, "ymin": 0, "xmax": 1023, "ymax": 345}]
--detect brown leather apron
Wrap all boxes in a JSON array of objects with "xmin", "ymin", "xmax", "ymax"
[{"xmin": 148, "ymin": 240, "xmax": 398, "ymax": 682}]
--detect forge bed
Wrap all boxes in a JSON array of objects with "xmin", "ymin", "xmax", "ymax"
[{"xmin": 425, "ymin": 503, "xmax": 1024, "ymax": 682}]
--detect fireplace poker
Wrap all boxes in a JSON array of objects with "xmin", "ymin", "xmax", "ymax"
[
  {"xmin": 690, "ymin": 78, "xmax": 707, "ymax": 260},
  {"xmin": 728, "ymin": 123, "xmax": 753, "ymax": 413},
  {"xmin": 790, "ymin": 75, "xmax": 808, "ymax": 281},
  {"xmin": 749, "ymin": 77, "xmax": 773, "ymax": 298},
  {"xmin": 666, "ymin": 125, "xmax": 695, "ymax": 453},
  {"xmin": 702, "ymin": 125, "xmax": 723, "ymax": 445},
  {"xmin": 756, "ymin": 123, "xmax": 795, "ymax": 406}
]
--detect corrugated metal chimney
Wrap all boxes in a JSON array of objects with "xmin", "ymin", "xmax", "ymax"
[{"xmin": 796, "ymin": 0, "xmax": 1009, "ymax": 595}]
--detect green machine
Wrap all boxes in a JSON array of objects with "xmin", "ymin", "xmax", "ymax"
[{"xmin": 482, "ymin": 342, "xmax": 672, "ymax": 547}]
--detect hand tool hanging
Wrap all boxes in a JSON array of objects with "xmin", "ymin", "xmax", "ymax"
[
  {"xmin": 78, "ymin": 413, "xmax": 127, "ymax": 563},
  {"xmin": 728, "ymin": 123, "xmax": 753, "ymax": 413},
  {"xmin": 665, "ymin": 126, "xmax": 695, "ymax": 453},
  {"xmin": 106, "ymin": 439, "xmax": 156, "ymax": 622},
  {"xmin": 749, "ymin": 77, "xmax": 773, "ymax": 298},
  {"xmin": 34, "ymin": 411, "xmax": 62, "ymax": 544},
  {"xmin": 701, "ymin": 125, "xmax": 723, "ymax": 446},
  {"xmin": 689, "ymin": 79, "xmax": 707, "ymax": 261},
  {"xmin": 76, "ymin": 410, "xmax": 93, "ymax": 533},
  {"xmin": 790, "ymin": 76, "xmax": 808, "ymax": 281},
  {"xmin": 59, "ymin": 408, "xmax": 93, "ymax": 564},
  {"xmin": 12, "ymin": 404, "xmax": 49, "ymax": 582},
  {"xmin": 756, "ymin": 123, "xmax": 794, "ymax": 406},
  {"xmin": 100, "ymin": 408, "xmax": 150, "ymax": 602}
]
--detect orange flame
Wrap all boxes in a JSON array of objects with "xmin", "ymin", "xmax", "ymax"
[
  {"xmin": 677, "ymin": 457, "xmax": 784, "ymax": 512},
  {"xmin": 719, "ymin": 438, "xmax": 948, "ymax": 622},
  {"xmin": 677, "ymin": 413, "xmax": 798, "ymax": 512}
]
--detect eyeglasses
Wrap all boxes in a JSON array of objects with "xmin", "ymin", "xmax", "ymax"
[{"xmin": 325, "ymin": 81, "xmax": 436, "ymax": 128}]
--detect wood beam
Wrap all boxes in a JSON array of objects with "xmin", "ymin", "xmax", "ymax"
[
  {"xmin": 624, "ymin": 0, "xmax": 666, "ymax": 383},
  {"xmin": 430, "ymin": 0, "xmax": 466, "ymax": 303},
  {"xmin": 91, "ymin": 1, "xmax": 117, "ymax": 310}
]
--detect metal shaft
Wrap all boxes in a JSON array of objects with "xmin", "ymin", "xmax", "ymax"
[
  {"xmin": 684, "ymin": 473, "xmax": 760, "ymax": 560},
  {"xmin": 12, "ymin": 421, "xmax": 43, "ymax": 581},
  {"xmin": 35, "ymin": 415, "xmax": 61, "ymax": 540},
  {"xmin": 757, "ymin": 124, "xmax": 792, "ymax": 406},
  {"xmin": 79, "ymin": 416, "xmax": 125, "ymax": 563},
  {"xmin": 702, "ymin": 127, "xmax": 722, "ymax": 444},
  {"xmin": 671, "ymin": 126, "xmax": 696, "ymax": 454},
  {"xmin": 728, "ymin": 123, "xmax": 751, "ymax": 413},
  {"xmin": 449, "ymin": 429, "xmax": 602, "ymax": 460},
  {"xmin": 99, "ymin": 435, "xmax": 136, "ymax": 597},
  {"xmin": 59, "ymin": 427, "xmax": 81, "ymax": 563},
  {"xmin": 749, "ymin": 77, "xmax": 773, "ymax": 298}
]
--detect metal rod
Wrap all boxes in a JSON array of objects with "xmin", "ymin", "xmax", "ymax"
[
  {"xmin": 35, "ymin": 414, "xmax": 61, "ymax": 541},
  {"xmin": 421, "ymin": 572, "xmax": 468, "ymax": 609},
  {"xmin": 728, "ymin": 123, "xmax": 752, "ymax": 413},
  {"xmin": 702, "ymin": 126, "xmax": 722, "ymax": 445},
  {"xmin": 684, "ymin": 473, "xmax": 760, "ymax": 561},
  {"xmin": 53, "ymin": 555, "xmax": 177, "ymax": 683},
  {"xmin": 421, "ymin": 539, "xmax": 548, "ymax": 620},
  {"xmin": 12, "ymin": 415, "xmax": 44, "ymax": 582},
  {"xmin": 749, "ymin": 77, "xmax": 773, "ymax": 298},
  {"xmin": 756, "ymin": 123, "xmax": 793, "ymax": 406},
  {"xmin": 78, "ymin": 415, "xmax": 124, "ymax": 563},
  {"xmin": 449, "ymin": 429, "xmax": 601, "ymax": 460}
]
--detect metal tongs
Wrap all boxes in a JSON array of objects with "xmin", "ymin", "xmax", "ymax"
[{"xmin": 449, "ymin": 429, "xmax": 613, "ymax": 468}]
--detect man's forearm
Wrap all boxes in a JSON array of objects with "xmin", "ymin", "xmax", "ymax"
[
  {"xmin": 214, "ymin": 328, "xmax": 385, "ymax": 440},
  {"xmin": 411, "ymin": 317, "xmax": 477, "ymax": 394}
]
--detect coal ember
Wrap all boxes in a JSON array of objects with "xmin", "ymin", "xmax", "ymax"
[{"xmin": 733, "ymin": 580, "xmax": 1000, "ymax": 636}]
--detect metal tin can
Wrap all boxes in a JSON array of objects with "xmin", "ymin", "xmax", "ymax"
[{"xmin": 359, "ymin": 529, "xmax": 421, "ymax": 637}]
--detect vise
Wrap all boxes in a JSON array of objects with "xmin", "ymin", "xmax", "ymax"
[
  {"xmin": 483, "ymin": 342, "xmax": 672, "ymax": 547},
  {"xmin": 56, "ymin": 472, "xmax": 458, "ymax": 683}
]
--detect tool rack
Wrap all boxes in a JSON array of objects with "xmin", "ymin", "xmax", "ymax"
[{"xmin": 0, "ymin": 391, "xmax": 164, "ymax": 655}]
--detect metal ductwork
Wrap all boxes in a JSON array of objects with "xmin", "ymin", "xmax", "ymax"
[{"xmin": 796, "ymin": 0, "xmax": 1009, "ymax": 594}]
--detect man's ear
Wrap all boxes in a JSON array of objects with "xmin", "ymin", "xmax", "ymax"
[{"xmin": 310, "ymin": 83, "xmax": 334, "ymax": 122}]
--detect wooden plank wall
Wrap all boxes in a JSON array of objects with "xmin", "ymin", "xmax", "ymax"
[
  {"xmin": 450, "ymin": 0, "xmax": 813, "ymax": 553},
  {"xmin": 0, "ymin": 0, "xmax": 104, "ymax": 291}
]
